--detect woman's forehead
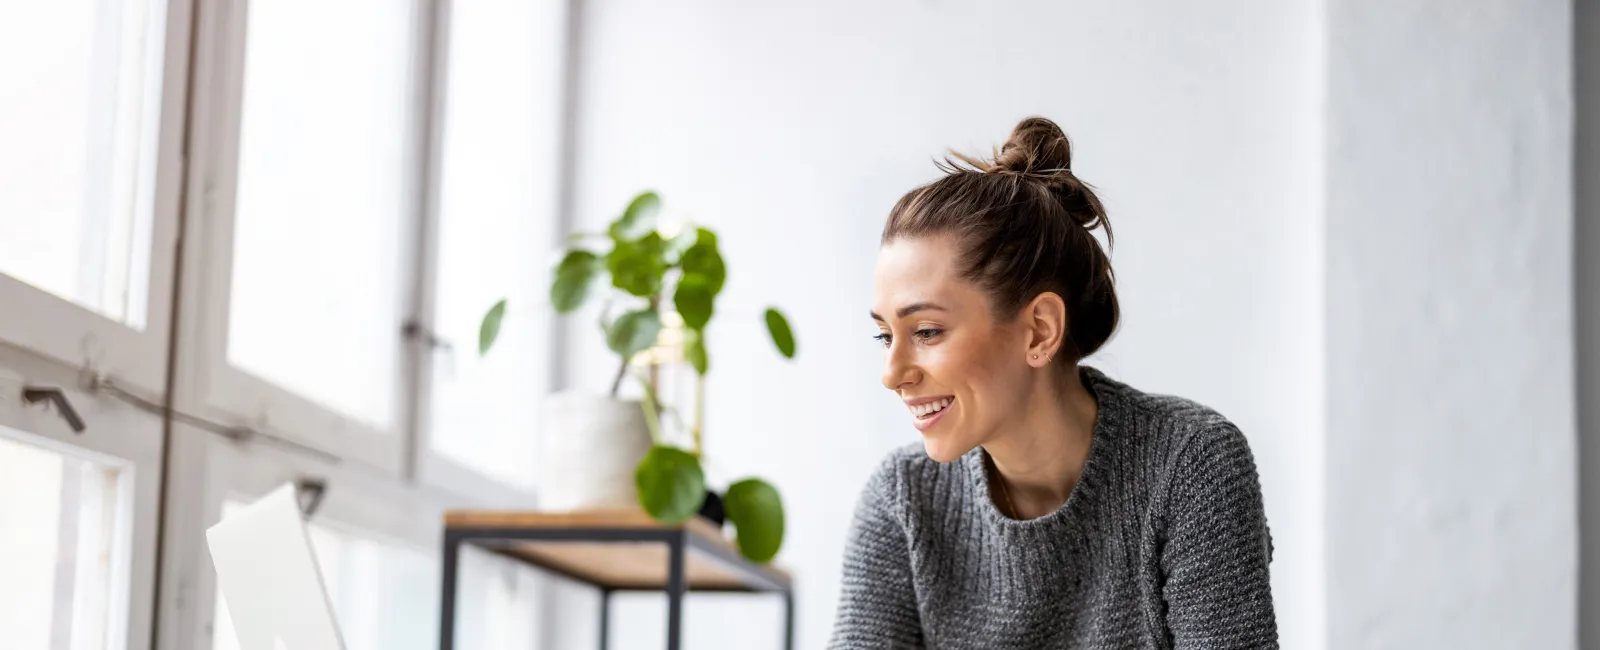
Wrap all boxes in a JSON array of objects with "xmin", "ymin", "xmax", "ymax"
[
  {"xmin": 875, "ymin": 236, "xmax": 961, "ymax": 280},
  {"xmin": 874, "ymin": 236, "xmax": 979, "ymax": 315}
]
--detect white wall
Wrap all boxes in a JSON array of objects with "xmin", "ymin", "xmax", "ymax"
[
  {"xmin": 558, "ymin": 1, "xmax": 1326, "ymax": 648},
  {"xmin": 1324, "ymin": 1, "xmax": 1575, "ymax": 648}
]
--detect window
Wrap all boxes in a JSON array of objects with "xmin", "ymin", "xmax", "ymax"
[
  {"xmin": 0, "ymin": 0, "xmax": 165, "ymax": 326},
  {"xmin": 427, "ymin": 0, "xmax": 569, "ymax": 489},
  {"xmin": 0, "ymin": 0, "xmax": 183, "ymax": 393},
  {"xmin": 0, "ymin": 432, "xmax": 131, "ymax": 650},
  {"xmin": 223, "ymin": 0, "xmax": 421, "ymax": 428},
  {"xmin": 0, "ymin": 0, "xmax": 576, "ymax": 647},
  {"xmin": 450, "ymin": 546, "xmax": 543, "ymax": 650}
]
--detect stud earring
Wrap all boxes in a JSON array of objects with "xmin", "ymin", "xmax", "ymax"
[{"xmin": 1031, "ymin": 354, "xmax": 1039, "ymax": 360}]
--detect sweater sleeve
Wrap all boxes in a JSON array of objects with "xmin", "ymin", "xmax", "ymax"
[
  {"xmin": 1160, "ymin": 423, "xmax": 1280, "ymax": 649},
  {"xmin": 827, "ymin": 456, "xmax": 924, "ymax": 650}
]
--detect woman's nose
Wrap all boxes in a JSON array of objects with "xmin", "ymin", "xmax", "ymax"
[{"xmin": 881, "ymin": 345, "xmax": 917, "ymax": 391}]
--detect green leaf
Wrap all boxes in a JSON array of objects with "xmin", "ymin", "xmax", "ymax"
[
  {"xmin": 550, "ymin": 250, "xmax": 601, "ymax": 313},
  {"xmin": 610, "ymin": 191, "xmax": 662, "ymax": 241},
  {"xmin": 678, "ymin": 228, "xmax": 725, "ymax": 295},
  {"xmin": 667, "ymin": 227, "xmax": 699, "ymax": 262},
  {"xmin": 607, "ymin": 232, "xmax": 668, "ymax": 297},
  {"xmin": 635, "ymin": 446, "xmax": 706, "ymax": 525},
  {"xmin": 673, "ymin": 275, "xmax": 716, "ymax": 330},
  {"xmin": 606, "ymin": 309, "xmax": 663, "ymax": 360},
  {"xmin": 724, "ymin": 478, "xmax": 785, "ymax": 563},
  {"xmin": 692, "ymin": 226, "xmax": 717, "ymax": 249},
  {"xmin": 764, "ymin": 308, "xmax": 796, "ymax": 359},
  {"xmin": 478, "ymin": 300, "xmax": 507, "ymax": 356},
  {"xmin": 684, "ymin": 327, "xmax": 709, "ymax": 375}
]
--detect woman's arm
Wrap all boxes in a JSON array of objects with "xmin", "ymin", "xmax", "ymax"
[
  {"xmin": 827, "ymin": 456, "xmax": 923, "ymax": 650},
  {"xmin": 1160, "ymin": 423, "xmax": 1279, "ymax": 649}
]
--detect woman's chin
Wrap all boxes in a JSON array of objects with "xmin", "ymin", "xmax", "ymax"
[{"xmin": 920, "ymin": 434, "xmax": 973, "ymax": 464}]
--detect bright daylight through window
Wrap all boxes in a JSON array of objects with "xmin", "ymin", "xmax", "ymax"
[
  {"xmin": 226, "ymin": 0, "xmax": 415, "ymax": 428},
  {"xmin": 428, "ymin": 0, "xmax": 565, "ymax": 488},
  {"xmin": 0, "ymin": 0, "xmax": 165, "ymax": 327},
  {"xmin": 0, "ymin": 432, "xmax": 130, "ymax": 650}
]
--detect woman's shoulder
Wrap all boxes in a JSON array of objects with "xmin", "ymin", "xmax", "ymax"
[
  {"xmin": 1091, "ymin": 369, "xmax": 1256, "ymax": 470},
  {"xmin": 1093, "ymin": 369, "xmax": 1239, "ymax": 439}
]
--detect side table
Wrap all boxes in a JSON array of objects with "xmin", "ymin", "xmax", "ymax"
[{"xmin": 438, "ymin": 509, "xmax": 794, "ymax": 650}]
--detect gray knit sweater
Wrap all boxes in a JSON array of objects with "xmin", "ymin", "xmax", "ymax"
[{"xmin": 828, "ymin": 367, "xmax": 1278, "ymax": 649}]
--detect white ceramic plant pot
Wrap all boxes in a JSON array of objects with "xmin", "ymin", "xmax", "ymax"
[{"xmin": 539, "ymin": 391, "xmax": 654, "ymax": 511}]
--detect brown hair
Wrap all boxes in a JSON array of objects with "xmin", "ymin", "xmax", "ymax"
[{"xmin": 882, "ymin": 116, "xmax": 1119, "ymax": 361}]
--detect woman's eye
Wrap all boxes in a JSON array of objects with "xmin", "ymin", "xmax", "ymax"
[{"xmin": 874, "ymin": 329, "xmax": 941, "ymax": 348}]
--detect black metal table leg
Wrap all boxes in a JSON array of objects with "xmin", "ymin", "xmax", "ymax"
[
  {"xmin": 599, "ymin": 588, "xmax": 611, "ymax": 650},
  {"xmin": 439, "ymin": 531, "xmax": 461, "ymax": 650},
  {"xmin": 665, "ymin": 531, "xmax": 686, "ymax": 650},
  {"xmin": 442, "ymin": 524, "xmax": 790, "ymax": 650},
  {"xmin": 783, "ymin": 589, "xmax": 795, "ymax": 650}
]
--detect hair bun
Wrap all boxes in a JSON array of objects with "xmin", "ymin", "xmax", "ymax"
[
  {"xmin": 993, "ymin": 117, "xmax": 1107, "ymax": 233},
  {"xmin": 942, "ymin": 116, "xmax": 1108, "ymax": 233},
  {"xmin": 994, "ymin": 116, "xmax": 1073, "ymax": 175}
]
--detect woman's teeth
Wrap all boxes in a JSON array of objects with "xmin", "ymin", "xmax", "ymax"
[{"xmin": 911, "ymin": 398, "xmax": 953, "ymax": 418}]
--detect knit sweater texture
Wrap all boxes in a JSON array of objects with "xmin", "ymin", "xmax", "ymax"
[{"xmin": 827, "ymin": 366, "xmax": 1279, "ymax": 649}]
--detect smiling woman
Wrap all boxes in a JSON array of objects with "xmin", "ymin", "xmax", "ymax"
[{"xmin": 833, "ymin": 117, "xmax": 1279, "ymax": 649}]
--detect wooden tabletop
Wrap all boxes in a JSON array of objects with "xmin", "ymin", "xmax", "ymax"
[{"xmin": 444, "ymin": 509, "xmax": 790, "ymax": 591}]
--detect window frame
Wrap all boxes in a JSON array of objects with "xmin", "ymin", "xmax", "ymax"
[
  {"xmin": 2, "ymin": 0, "xmax": 580, "ymax": 647},
  {"xmin": 0, "ymin": 0, "xmax": 196, "ymax": 395},
  {"xmin": 0, "ymin": 344, "xmax": 166, "ymax": 650},
  {"xmin": 177, "ymin": 0, "xmax": 443, "ymax": 475}
]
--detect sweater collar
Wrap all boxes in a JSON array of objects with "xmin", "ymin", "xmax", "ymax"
[{"xmin": 963, "ymin": 364, "xmax": 1131, "ymax": 536}]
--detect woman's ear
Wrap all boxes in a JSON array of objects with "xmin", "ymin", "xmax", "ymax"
[{"xmin": 1021, "ymin": 292, "xmax": 1067, "ymax": 368}]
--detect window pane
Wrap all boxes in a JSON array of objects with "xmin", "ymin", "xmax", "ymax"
[
  {"xmin": 226, "ymin": 0, "xmax": 417, "ymax": 427},
  {"xmin": 453, "ymin": 546, "xmax": 542, "ymax": 650},
  {"xmin": 0, "ymin": 432, "xmax": 129, "ymax": 650},
  {"xmin": 429, "ymin": 0, "xmax": 566, "ymax": 486},
  {"xmin": 0, "ymin": 0, "xmax": 165, "ymax": 327}
]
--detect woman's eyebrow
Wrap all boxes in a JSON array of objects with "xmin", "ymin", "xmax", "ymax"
[{"xmin": 870, "ymin": 302, "xmax": 948, "ymax": 321}]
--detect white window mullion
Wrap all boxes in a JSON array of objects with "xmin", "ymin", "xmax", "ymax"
[{"xmin": 401, "ymin": 0, "xmax": 453, "ymax": 484}]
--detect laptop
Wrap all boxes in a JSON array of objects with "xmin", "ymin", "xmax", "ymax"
[{"xmin": 206, "ymin": 483, "xmax": 347, "ymax": 650}]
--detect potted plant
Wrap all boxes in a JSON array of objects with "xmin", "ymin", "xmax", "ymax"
[{"xmin": 478, "ymin": 191, "xmax": 795, "ymax": 563}]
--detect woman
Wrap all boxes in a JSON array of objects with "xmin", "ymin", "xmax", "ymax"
[{"xmin": 829, "ymin": 117, "xmax": 1278, "ymax": 649}]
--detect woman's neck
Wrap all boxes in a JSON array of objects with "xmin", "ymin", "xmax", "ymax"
[{"xmin": 984, "ymin": 366, "xmax": 1099, "ymax": 519}]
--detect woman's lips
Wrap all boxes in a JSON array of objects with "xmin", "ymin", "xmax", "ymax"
[{"xmin": 910, "ymin": 397, "xmax": 954, "ymax": 431}]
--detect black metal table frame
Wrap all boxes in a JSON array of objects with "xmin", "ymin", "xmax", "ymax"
[{"xmin": 438, "ymin": 526, "xmax": 795, "ymax": 650}]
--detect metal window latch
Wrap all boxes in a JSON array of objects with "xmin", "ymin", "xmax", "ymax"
[
  {"xmin": 295, "ymin": 477, "xmax": 328, "ymax": 518},
  {"xmin": 402, "ymin": 320, "xmax": 454, "ymax": 352},
  {"xmin": 403, "ymin": 319, "xmax": 457, "ymax": 377},
  {"xmin": 22, "ymin": 386, "xmax": 86, "ymax": 434}
]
